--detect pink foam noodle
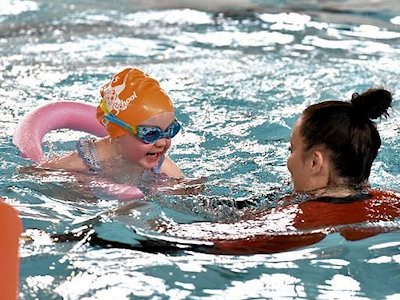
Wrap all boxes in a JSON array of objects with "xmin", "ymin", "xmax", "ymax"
[
  {"xmin": 92, "ymin": 179, "xmax": 145, "ymax": 201},
  {"xmin": 13, "ymin": 101, "xmax": 108, "ymax": 162}
]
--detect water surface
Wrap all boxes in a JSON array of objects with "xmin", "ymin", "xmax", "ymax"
[{"xmin": 1, "ymin": 0, "xmax": 400, "ymax": 299}]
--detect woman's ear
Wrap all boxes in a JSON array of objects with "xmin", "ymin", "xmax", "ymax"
[{"xmin": 309, "ymin": 150, "xmax": 324, "ymax": 174}]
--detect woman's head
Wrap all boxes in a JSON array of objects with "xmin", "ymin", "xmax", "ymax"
[{"xmin": 287, "ymin": 88, "xmax": 392, "ymax": 192}]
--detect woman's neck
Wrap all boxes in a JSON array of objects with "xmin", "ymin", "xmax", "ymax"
[{"xmin": 309, "ymin": 185, "xmax": 359, "ymax": 198}]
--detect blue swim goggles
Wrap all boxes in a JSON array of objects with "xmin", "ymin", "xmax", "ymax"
[{"xmin": 100, "ymin": 101, "xmax": 181, "ymax": 144}]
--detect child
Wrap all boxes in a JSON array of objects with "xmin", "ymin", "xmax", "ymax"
[{"xmin": 39, "ymin": 68, "xmax": 183, "ymax": 182}]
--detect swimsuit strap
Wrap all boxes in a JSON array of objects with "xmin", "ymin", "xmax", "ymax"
[
  {"xmin": 76, "ymin": 139, "xmax": 102, "ymax": 174},
  {"xmin": 151, "ymin": 154, "xmax": 165, "ymax": 174}
]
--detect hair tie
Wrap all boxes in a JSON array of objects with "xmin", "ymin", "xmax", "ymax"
[{"xmin": 351, "ymin": 93, "xmax": 359, "ymax": 100}]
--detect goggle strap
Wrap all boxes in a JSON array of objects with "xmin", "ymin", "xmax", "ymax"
[
  {"xmin": 104, "ymin": 114, "xmax": 137, "ymax": 135},
  {"xmin": 99, "ymin": 99, "xmax": 111, "ymax": 115}
]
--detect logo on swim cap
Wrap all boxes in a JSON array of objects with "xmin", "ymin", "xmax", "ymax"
[{"xmin": 101, "ymin": 72, "xmax": 138, "ymax": 115}]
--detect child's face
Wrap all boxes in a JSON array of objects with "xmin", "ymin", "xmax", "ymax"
[{"xmin": 116, "ymin": 112, "xmax": 176, "ymax": 170}]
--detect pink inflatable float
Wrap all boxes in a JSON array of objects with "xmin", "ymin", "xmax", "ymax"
[{"xmin": 13, "ymin": 101, "xmax": 144, "ymax": 200}]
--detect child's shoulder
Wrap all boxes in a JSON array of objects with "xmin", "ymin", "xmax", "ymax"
[
  {"xmin": 38, "ymin": 151, "xmax": 91, "ymax": 173},
  {"xmin": 161, "ymin": 155, "xmax": 183, "ymax": 178}
]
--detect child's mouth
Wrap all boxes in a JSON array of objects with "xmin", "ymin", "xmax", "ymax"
[{"xmin": 146, "ymin": 152, "xmax": 160, "ymax": 159}]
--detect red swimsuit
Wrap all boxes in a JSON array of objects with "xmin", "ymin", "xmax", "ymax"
[{"xmin": 208, "ymin": 190, "xmax": 400, "ymax": 254}]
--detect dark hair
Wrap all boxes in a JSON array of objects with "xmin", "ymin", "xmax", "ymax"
[{"xmin": 301, "ymin": 88, "xmax": 392, "ymax": 185}]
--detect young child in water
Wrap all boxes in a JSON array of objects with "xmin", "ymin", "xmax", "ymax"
[{"xmin": 39, "ymin": 68, "xmax": 183, "ymax": 182}]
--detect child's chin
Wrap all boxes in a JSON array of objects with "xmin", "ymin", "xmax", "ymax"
[{"xmin": 139, "ymin": 159, "xmax": 159, "ymax": 170}]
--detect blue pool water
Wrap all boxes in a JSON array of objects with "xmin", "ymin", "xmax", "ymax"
[{"xmin": 1, "ymin": 0, "xmax": 400, "ymax": 299}]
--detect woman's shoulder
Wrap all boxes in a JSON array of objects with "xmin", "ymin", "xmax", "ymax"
[{"xmin": 368, "ymin": 189, "xmax": 400, "ymax": 201}]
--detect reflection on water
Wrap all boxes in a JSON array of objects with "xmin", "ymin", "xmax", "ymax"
[{"xmin": 1, "ymin": 0, "xmax": 400, "ymax": 299}]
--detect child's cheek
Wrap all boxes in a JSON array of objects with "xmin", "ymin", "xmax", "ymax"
[
  {"xmin": 125, "ymin": 143, "xmax": 152, "ymax": 162},
  {"xmin": 118, "ymin": 136, "xmax": 150, "ymax": 162}
]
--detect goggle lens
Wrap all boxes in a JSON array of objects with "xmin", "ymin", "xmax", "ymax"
[{"xmin": 137, "ymin": 120, "xmax": 181, "ymax": 144}]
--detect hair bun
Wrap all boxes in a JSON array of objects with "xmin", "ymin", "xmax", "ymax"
[{"xmin": 350, "ymin": 88, "xmax": 392, "ymax": 119}]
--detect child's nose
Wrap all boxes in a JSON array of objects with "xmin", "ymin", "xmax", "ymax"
[{"xmin": 154, "ymin": 137, "xmax": 168, "ymax": 147}]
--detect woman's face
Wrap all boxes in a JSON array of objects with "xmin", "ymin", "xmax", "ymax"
[
  {"xmin": 116, "ymin": 112, "xmax": 176, "ymax": 170},
  {"xmin": 287, "ymin": 117, "xmax": 314, "ymax": 192}
]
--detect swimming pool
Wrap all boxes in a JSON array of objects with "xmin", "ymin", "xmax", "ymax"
[{"xmin": 1, "ymin": 0, "xmax": 400, "ymax": 298}]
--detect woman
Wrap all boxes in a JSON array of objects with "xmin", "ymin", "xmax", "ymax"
[
  {"xmin": 287, "ymin": 88, "xmax": 392, "ymax": 197},
  {"xmin": 151, "ymin": 88, "xmax": 400, "ymax": 254}
]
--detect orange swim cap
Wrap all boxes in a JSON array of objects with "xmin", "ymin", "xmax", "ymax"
[{"xmin": 97, "ymin": 68, "xmax": 174, "ymax": 138}]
